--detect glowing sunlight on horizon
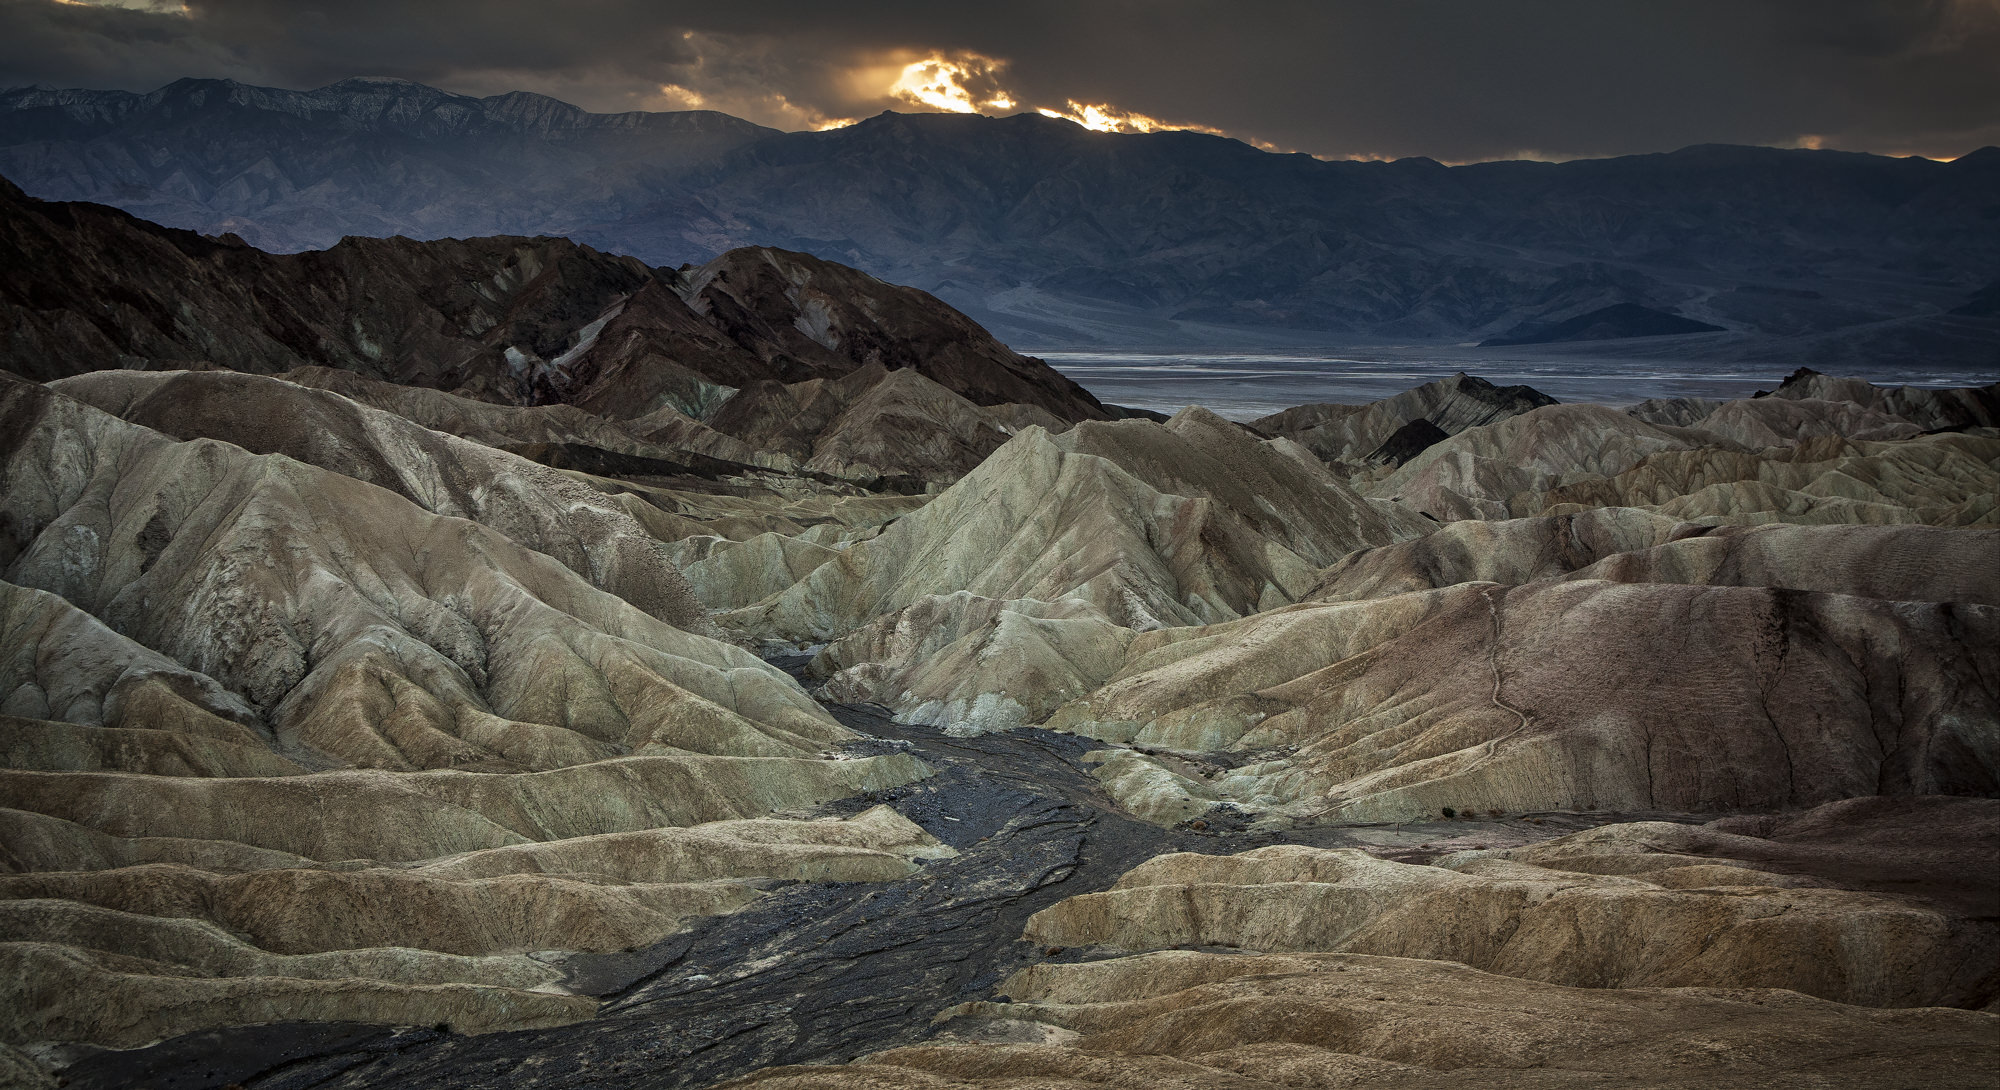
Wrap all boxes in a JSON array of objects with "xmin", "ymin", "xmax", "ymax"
[
  {"xmin": 888, "ymin": 54, "xmax": 1015, "ymax": 115},
  {"xmin": 880, "ymin": 52, "xmax": 1236, "ymax": 142}
]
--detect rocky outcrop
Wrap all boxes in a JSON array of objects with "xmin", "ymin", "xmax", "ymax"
[
  {"xmin": 0, "ymin": 171, "xmax": 653, "ymax": 395},
  {"xmin": 1621, "ymin": 375, "xmax": 1994, "ymax": 450},
  {"xmin": 1363, "ymin": 403, "xmax": 1713, "ymax": 520},
  {"xmin": 1539, "ymin": 432, "xmax": 2000, "ymax": 526},
  {"xmin": 669, "ymin": 535, "xmax": 836, "ymax": 616},
  {"xmin": 1683, "ymin": 396, "xmax": 1924, "ymax": 447},
  {"xmin": 0, "ymin": 581, "xmax": 289, "ymax": 778},
  {"xmin": 2, "ymin": 375, "xmax": 846, "ymax": 769},
  {"xmin": 0, "ymin": 805, "xmax": 940, "ymax": 1048},
  {"xmin": 1562, "ymin": 522, "xmax": 2000, "ymax": 603},
  {"xmin": 705, "ymin": 362, "xmax": 1063, "ymax": 485},
  {"xmin": 274, "ymin": 365, "xmax": 781, "ymax": 468},
  {"xmin": 1627, "ymin": 395, "xmax": 1722, "ymax": 426},
  {"xmin": 814, "ymin": 594, "xmax": 1136, "ymax": 733},
  {"xmin": 45, "ymin": 368, "xmax": 722, "ymax": 628},
  {"xmin": 731, "ymin": 952, "xmax": 1997, "ymax": 1088},
  {"xmin": 1309, "ymin": 507, "xmax": 1686, "ymax": 601},
  {"xmin": 682, "ymin": 247, "xmax": 1105, "ymax": 421},
  {"xmin": 1766, "ymin": 368, "xmax": 1999, "ymax": 431}
]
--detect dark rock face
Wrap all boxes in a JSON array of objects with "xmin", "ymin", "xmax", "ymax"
[
  {"xmin": 0, "ymin": 177, "xmax": 1106, "ymax": 424},
  {"xmin": 5, "ymin": 79, "xmax": 1998, "ymax": 355},
  {"xmin": 1365, "ymin": 418, "xmax": 1451, "ymax": 466},
  {"xmin": 683, "ymin": 248, "xmax": 1102, "ymax": 418}
]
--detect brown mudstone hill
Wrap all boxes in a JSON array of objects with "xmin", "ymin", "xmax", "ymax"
[{"xmin": 0, "ymin": 175, "xmax": 1108, "ymax": 427}]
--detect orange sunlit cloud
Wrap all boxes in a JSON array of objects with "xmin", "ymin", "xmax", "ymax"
[
  {"xmin": 1035, "ymin": 101, "xmax": 1222, "ymax": 136},
  {"xmin": 887, "ymin": 53, "xmax": 1016, "ymax": 114},
  {"xmin": 875, "ymin": 53, "xmax": 1243, "ymax": 143},
  {"xmin": 654, "ymin": 83, "xmax": 706, "ymax": 109}
]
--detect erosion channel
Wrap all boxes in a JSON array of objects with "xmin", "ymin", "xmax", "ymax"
[{"xmin": 57, "ymin": 656, "xmax": 1694, "ymax": 1090}]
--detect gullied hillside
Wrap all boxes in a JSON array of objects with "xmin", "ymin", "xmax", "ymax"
[
  {"xmin": 740, "ymin": 799, "xmax": 1997, "ymax": 1089},
  {"xmin": 1250, "ymin": 371, "xmax": 1559, "ymax": 467},
  {"xmin": 0, "ymin": 371, "xmax": 937, "ymax": 1053},
  {"xmin": 0, "ymin": 192, "xmax": 1994, "ymax": 1087}
]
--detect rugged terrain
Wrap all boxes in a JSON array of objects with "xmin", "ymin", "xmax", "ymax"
[
  {"xmin": 0, "ymin": 198, "xmax": 1995, "ymax": 1089},
  {"xmin": 5, "ymin": 78, "xmax": 1999, "ymax": 360},
  {"xmin": 0, "ymin": 177, "xmax": 1110, "ymax": 485}
]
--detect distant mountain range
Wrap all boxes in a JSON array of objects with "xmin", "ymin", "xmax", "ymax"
[{"xmin": 4, "ymin": 76, "xmax": 1997, "ymax": 362}]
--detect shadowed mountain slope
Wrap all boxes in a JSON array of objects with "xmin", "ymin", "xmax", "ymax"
[
  {"xmin": 6, "ymin": 78, "xmax": 1997, "ymax": 355},
  {"xmin": 1481, "ymin": 301, "xmax": 1726, "ymax": 346},
  {"xmin": 0, "ymin": 176, "xmax": 1107, "ymax": 428}
]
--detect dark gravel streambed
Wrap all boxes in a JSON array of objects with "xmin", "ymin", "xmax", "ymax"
[{"xmin": 59, "ymin": 660, "xmax": 1651, "ymax": 1090}]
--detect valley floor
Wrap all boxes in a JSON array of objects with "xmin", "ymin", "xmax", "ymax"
[{"xmin": 52, "ymin": 679, "xmax": 1690, "ymax": 1090}]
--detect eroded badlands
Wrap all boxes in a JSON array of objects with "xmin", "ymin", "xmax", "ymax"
[{"xmin": 0, "ymin": 181, "xmax": 1994, "ymax": 1089}]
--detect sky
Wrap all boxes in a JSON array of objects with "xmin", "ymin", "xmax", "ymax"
[{"xmin": 4, "ymin": 0, "xmax": 1997, "ymax": 162}]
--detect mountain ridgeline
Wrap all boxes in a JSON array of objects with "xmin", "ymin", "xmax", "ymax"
[
  {"xmin": 0, "ymin": 175, "xmax": 1121, "ymax": 485},
  {"xmin": 4, "ymin": 77, "xmax": 1998, "ymax": 360}
]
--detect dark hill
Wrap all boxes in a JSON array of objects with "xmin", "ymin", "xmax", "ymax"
[
  {"xmin": 0, "ymin": 176, "xmax": 1107, "ymax": 423},
  {"xmin": 1480, "ymin": 303, "xmax": 1727, "ymax": 346}
]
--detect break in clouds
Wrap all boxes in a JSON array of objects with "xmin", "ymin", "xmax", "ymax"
[{"xmin": 3, "ymin": 0, "xmax": 1998, "ymax": 160}]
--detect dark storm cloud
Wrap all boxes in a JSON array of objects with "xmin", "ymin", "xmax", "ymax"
[{"xmin": 2, "ymin": 0, "xmax": 1995, "ymax": 159}]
